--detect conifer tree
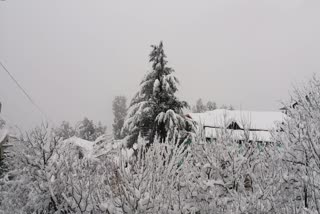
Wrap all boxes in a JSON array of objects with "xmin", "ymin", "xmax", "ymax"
[{"xmin": 123, "ymin": 42, "xmax": 194, "ymax": 147}]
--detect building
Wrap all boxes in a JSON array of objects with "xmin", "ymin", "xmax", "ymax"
[
  {"xmin": 0, "ymin": 101, "xmax": 6, "ymax": 160},
  {"xmin": 0, "ymin": 129, "xmax": 8, "ymax": 160},
  {"xmin": 188, "ymin": 109, "xmax": 287, "ymax": 143},
  {"xmin": 0, "ymin": 103, "xmax": 17, "ymax": 160}
]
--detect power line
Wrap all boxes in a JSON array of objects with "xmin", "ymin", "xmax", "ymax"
[{"xmin": 0, "ymin": 61, "xmax": 53, "ymax": 123}]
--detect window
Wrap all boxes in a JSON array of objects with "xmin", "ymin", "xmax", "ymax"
[{"xmin": 78, "ymin": 149, "xmax": 84, "ymax": 159}]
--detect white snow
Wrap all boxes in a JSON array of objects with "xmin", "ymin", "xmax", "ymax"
[
  {"xmin": 61, "ymin": 136, "xmax": 95, "ymax": 158},
  {"xmin": 153, "ymin": 79, "xmax": 160, "ymax": 94},
  {"xmin": 189, "ymin": 109, "xmax": 286, "ymax": 142},
  {"xmin": 63, "ymin": 136, "xmax": 94, "ymax": 152},
  {"xmin": 189, "ymin": 109, "xmax": 287, "ymax": 131}
]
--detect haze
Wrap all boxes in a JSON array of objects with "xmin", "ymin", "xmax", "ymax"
[{"xmin": 1, "ymin": 0, "xmax": 320, "ymax": 130}]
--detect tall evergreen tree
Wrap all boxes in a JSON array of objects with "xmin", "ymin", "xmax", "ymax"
[
  {"xmin": 123, "ymin": 42, "xmax": 194, "ymax": 147},
  {"xmin": 112, "ymin": 96, "xmax": 127, "ymax": 140}
]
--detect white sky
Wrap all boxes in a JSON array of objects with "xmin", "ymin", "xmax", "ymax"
[{"xmin": 1, "ymin": 0, "xmax": 320, "ymax": 130}]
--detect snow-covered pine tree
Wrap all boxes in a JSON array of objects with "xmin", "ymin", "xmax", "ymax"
[{"xmin": 123, "ymin": 41, "xmax": 194, "ymax": 147}]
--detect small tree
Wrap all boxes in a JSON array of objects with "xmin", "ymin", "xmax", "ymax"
[
  {"xmin": 54, "ymin": 121, "xmax": 76, "ymax": 140},
  {"xmin": 76, "ymin": 118, "xmax": 95, "ymax": 141},
  {"xmin": 123, "ymin": 42, "xmax": 194, "ymax": 147},
  {"xmin": 221, "ymin": 104, "xmax": 234, "ymax": 110},
  {"xmin": 280, "ymin": 76, "xmax": 320, "ymax": 212},
  {"xmin": 76, "ymin": 118, "xmax": 106, "ymax": 141},
  {"xmin": 206, "ymin": 101, "xmax": 217, "ymax": 111},
  {"xmin": 109, "ymin": 139, "xmax": 189, "ymax": 213},
  {"xmin": 192, "ymin": 98, "xmax": 207, "ymax": 113},
  {"xmin": 94, "ymin": 122, "xmax": 107, "ymax": 139},
  {"xmin": 112, "ymin": 96, "xmax": 127, "ymax": 140},
  {"xmin": 0, "ymin": 124, "xmax": 70, "ymax": 213},
  {"xmin": 182, "ymin": 127, "xmax": 285, "ymax": 213}
]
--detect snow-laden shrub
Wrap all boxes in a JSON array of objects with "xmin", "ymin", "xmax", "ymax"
[
  {"xmin": 0, "ymin": 124, "xmax": 69, "ymax": 213},
  {"xmin": 0, "ymin": 126, "xmax": 289, "ymax": 213},
  {"xmin": 0, "ymin": 124, "xmax": 114, "ymax": 214},
  {"xmin": 7, "ymin": 88, "xmax": 320, "ymax": 214},
  {"xmin": 181, "ymin": 131, "xmax": 286, "ymax": 214},
  {"xmin": 106, "ymin": 130, "xmax": 290, "ymax": 214},
  {"xmin": 107, "ymin": 138, "xmax": 190, "ymax": 214},
  {"xmin": 280, "ymin": 76, "xmax": 320, "ymax": 213}
]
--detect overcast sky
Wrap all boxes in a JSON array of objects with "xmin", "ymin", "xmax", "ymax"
[{"xmin": 1, "ymin": 0, "xmax": 320, "ymax": 130}]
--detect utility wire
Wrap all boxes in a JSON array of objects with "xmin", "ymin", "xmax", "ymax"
[{"xmin": 0, "ymin": 61, "xmax": 53, "ymax": 124}]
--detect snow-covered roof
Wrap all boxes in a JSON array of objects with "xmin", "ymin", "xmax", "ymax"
[
  {"xmin": 189, "ymin": 109, "xmax": 286, "ymax": 142},
  {"xmin": 63, "ymin": 136, "xmax": 94, "ymax": 151},
  {"xmin": 62, "ymin": 136, "xmax": 95, "ymax": 158},
  {"xmin": 189, "ymin": 109, "xmax": 287, "ymax": 131}
]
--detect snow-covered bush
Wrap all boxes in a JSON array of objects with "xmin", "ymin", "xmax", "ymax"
[
  {"xmin": 280, "ymin": 76, "xmax": 320, "ymax": 213},
  {"xmin": 107, "ymin": 138, "xmax": 190, "ymax": 213},
  {"xmin": 7, "ymin": 78, "xmax": 320, "ymax": 214},
  {"xmin": 0, "ymin": 124, "xmax": 289, "ymax": 213},
  {"xmin": 0, "ymin": 124, "xmax": 69, "ymax": 213},
  {"xmin": 57, "ymin": 145, "xmax": 113, "ymax": 213},
  {"xmin": 75, "ymin": 118, "xmax": 107, "ymax": 141},
  {"xmin": 0, "ymin": 124, "xmax": 117, "ymax": 214},
  {"xmin": 174, "ymin": 124, "xmax": 289, "ymax": 214}
]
